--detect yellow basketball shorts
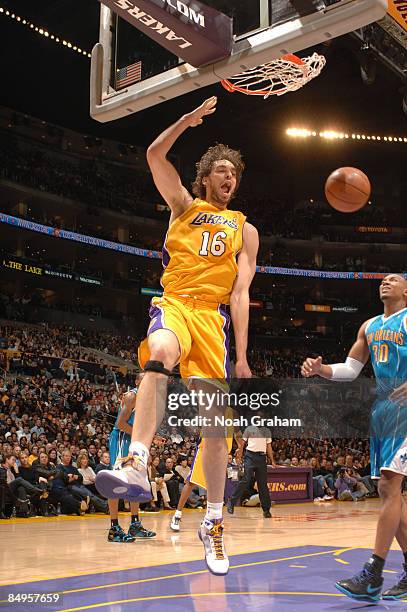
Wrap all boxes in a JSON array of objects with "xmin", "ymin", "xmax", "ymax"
[
  {"xmin": 138, "ymin": 294, "xmax": 231, "ymax": 380},
  {"xmin": 188, "ymin": 432, "xmax": 234, "ymax": 490},
  {"xmin": 188, "ymin": 440, "xmax": 206, "ymax": 488}
]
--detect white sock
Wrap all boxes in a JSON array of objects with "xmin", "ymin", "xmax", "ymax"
[
  {"xmin": 205, "ymin": 501, "xmax": 223, "ymax": 521},
  {"xmin": 129, "ymin": 441, "xmax": 149, "ymax": 468},
  {"xmin": 175, "ymin": 510, "xmax": 182, "ymax": 518}
]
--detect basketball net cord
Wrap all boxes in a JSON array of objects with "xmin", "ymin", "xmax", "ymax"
[{"xmin": 221, "ymin": 52, "xmax": 326, "ymax": 99}]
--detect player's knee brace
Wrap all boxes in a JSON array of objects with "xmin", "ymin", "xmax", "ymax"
[{"xmin": 144, "ymin": 360, "xmax": 172, "ymax": 376}]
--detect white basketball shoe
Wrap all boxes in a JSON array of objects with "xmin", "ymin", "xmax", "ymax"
[
  {"xmin": 170, "ymin": 513, "xmax": 181, "ymax": 532},
  {"xmin": 198, "ymin": 517, "xmax": 229, "ymax": 575},
  {"xmin": 95, "ymin": 454, "xmax": 152, "ymax": 503}
]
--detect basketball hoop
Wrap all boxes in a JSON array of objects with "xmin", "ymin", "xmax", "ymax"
[{"xmin": 220, "ymin": 52, "xmax": 326, "ymax": 99}]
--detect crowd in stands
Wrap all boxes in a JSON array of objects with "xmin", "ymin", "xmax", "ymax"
[
  {"xmin": 245, "ymin": 347, "xmax": 347, "ymax": 378},
  {"xmin": 2, "ymin": 129, "xmax": 406, "ymax": 245},
  {"xmin": 0, "ymin": 136, "xmax": 157, "ymax": 219},
  {"xmin": 0, "ymin": 292, "xmax": 126, "ymax": 325},
  {"xmin": 1, "ymin": 318, "xmax": 353, "ymax": 379},
  {"xmin": 0, "ymin": 312, "xmax": 380, "ymax": 519},
  {"xmin": 0, "ymin": 367, "xmax": 377, "ymax": 518},
  {"xmin": 1, "ymin": 207, "xmax": 399, "ymax": 279},
  {"xmin": 0, "ymin": 371, "xmax": 377, "ymax": 518},
  {"xmin": 261, "ymin": 246, "xmax": 392, "ymax": 273},
  {"xmin": 0, "ymin": 371, "xmax": 207, "ymax": 517},
  {"xmin": 1, "ymin": 309, "xmax": 376, "ymax": 381},
  {"xmin": 0, "ymin": 320, "xmax": 139, "ymax": 364}
]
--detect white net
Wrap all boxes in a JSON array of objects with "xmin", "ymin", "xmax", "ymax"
[{"xmin": 221, "ymin": 52, "xmax": 326, "ymax": 99}]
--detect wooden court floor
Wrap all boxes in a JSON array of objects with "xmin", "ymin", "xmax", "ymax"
[{"xmin": 0, "ymin": 500, "xmax": 407, "ymax": 612}]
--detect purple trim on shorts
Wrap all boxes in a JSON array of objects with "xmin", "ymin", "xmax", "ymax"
[
  {"xmin": 162, "ymin": 231, "xmax": 170, "ymax": 268},
  {"xmin": 219, "ymin": 304, "xmax": 231, "ymax": 382},
  {"xmin": 148, "ymin": 303, "xmax": 164, "ymax": 335},
  {"xmin": 186, "ymin": 440, "xmax": 201, "ymax": 483}
]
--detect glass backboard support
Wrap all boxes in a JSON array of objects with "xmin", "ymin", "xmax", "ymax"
[{"xmin": 90, "ymin": 0, "xmax": 387, "ymax": 123}]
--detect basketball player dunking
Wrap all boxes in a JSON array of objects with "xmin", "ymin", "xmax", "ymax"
[
  {"xmin": 96, "ymin": 96, "xmax": 259, "ymax": 574},
  {"xmin": 302, "ymin": 274, "xmax": 407, "ymax": 601}
]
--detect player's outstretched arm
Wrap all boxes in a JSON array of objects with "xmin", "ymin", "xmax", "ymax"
[
  {"xmin": 301, "ymin": 320, "xmax": 371, "ymax": 381},
  {"xmin": 146, "ymin": 96, "xmax": 217, "ymax": 220},
  {"xmin": 230, "ymin": 223, "xmax": 259, "ymax": 378}
]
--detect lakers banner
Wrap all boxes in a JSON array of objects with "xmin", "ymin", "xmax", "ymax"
[
  {"xmin": 101, "ymin": 0, "xmax": 233, "ymax": 67},
  {"xmin": 267, "ymin": 467, "xmax": 313, "ymax": 503},
  {"xmin": 388, "ymin": 0, "xmax": 407, "ymax": 31}
]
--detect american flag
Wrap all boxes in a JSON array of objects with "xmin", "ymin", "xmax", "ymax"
[{"xmin": 116, "ymin": 61, "xmax": 142, "ymax": 89}]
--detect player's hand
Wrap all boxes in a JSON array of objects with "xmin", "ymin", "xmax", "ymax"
[
  {"xmin": 390, "ymin": 382, "xmax": 407, "ymax": 406},
  {"xmin": 301, "ymin": 356, "xmax": 323, "ymax": 378},
  {"xmin": 184, "ymin": 96, "xmax": 217, "ymax": 127},
  {"xmin": 235, "ymin": 359, "xmax": 252, "ymax": 378}
]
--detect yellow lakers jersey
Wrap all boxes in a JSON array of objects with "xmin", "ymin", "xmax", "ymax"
[{"xmin": 161, "ymin": 199, "xmax": 246, "ymax": 303}]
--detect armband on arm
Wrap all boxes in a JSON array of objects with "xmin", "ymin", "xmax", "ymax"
[{"xmin": 330, "ymin": 357, "xmax": 364, "ymax": 381}]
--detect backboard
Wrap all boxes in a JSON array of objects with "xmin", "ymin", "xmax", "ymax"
[{"xmin": 90, "ymin": 0, "xmax": 387, "ymax": 123}]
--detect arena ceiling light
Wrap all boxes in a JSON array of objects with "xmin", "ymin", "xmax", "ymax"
[
  {"xmin": 285, "ymin": 128, "xmax": 317, "ymax": 138},
  {"xmin": 286, "ymin": 128, "xmax": 407, "ymax": 143},
  {"xmin": 0, "ymin": 6, "xmax": 91, "ymax": 58}
]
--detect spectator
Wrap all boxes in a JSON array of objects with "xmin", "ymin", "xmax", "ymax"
[
  {"xmin": 318, "ymin": 458, "xmax": 335, "ymax": 491},
  {"xmin": 147, "ymin": 456, "xmax": 171, "ymax": 511},
  {"xmin": 76, "ymin": 453, "xmax": 98, "ymax": 497},
  {"xmin": 158, "ymin": 457, "xmax": 180, "ymax": 508},
  {"xmin": 28, "ymin": 445, "xmax": 39, "ymax": 465},
  {"xmin": 48, "ymin": 449, "xmax": 58, "ymax": 468},
  {"xmin": 18, "ymin": 450, "xmax": 51, "ymax": 515},
  {"xmin": 87, "ymin": 444, "xmax": 98, "ymax": 469},
  {"xmin": 32, "ymin": 451, "xmax": 56, "ymax": 482},
  {"xmin": 31, "ymin": 418, "xmax": 44, "ymax": 437},
  {"xmin": 95, "ymin": 451, "xmax": 110, "ymax": 474},
  {"xmin": 309, "ymin": 457, "xmax": 333, "ymax": 502},
  {"xmin": 2, "ymin": 453, "xmax": 45, "ymax": 516},
  {"xmin": 51, "ymin": 450, "xmax": 89, "ymax": 515},
  {"xmin": 347, "ymin": 458, "xmax": 374, "ymax": 497},
  {"xmin": 175, "ymin": 455, "xmax": 202, "ymax": 509},
  {"xmin": 58, "ymin": 450, "xmax": 107, "ymax": 513}
]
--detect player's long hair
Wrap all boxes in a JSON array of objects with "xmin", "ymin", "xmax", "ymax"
[{"xmin": 192, "ymin": 143, "xmax": 245, "ymax": 200}]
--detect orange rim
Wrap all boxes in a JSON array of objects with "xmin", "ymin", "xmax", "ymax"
[
  {"xmin": 220, "ymin": 53, "xmax": 305, "ymax": 96},
  {"xmin": 220, "ymin": 80, "xmax": 289, "ymax": 96}
]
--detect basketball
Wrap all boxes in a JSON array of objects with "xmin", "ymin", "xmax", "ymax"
[{"xmin": 325, "ymin": 167, "xmax": 371, "ymax": 213}]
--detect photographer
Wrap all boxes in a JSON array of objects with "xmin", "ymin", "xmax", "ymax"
[{"xmin": 335, "ymin": 467, "xmax": 366, "ymax": 501}]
